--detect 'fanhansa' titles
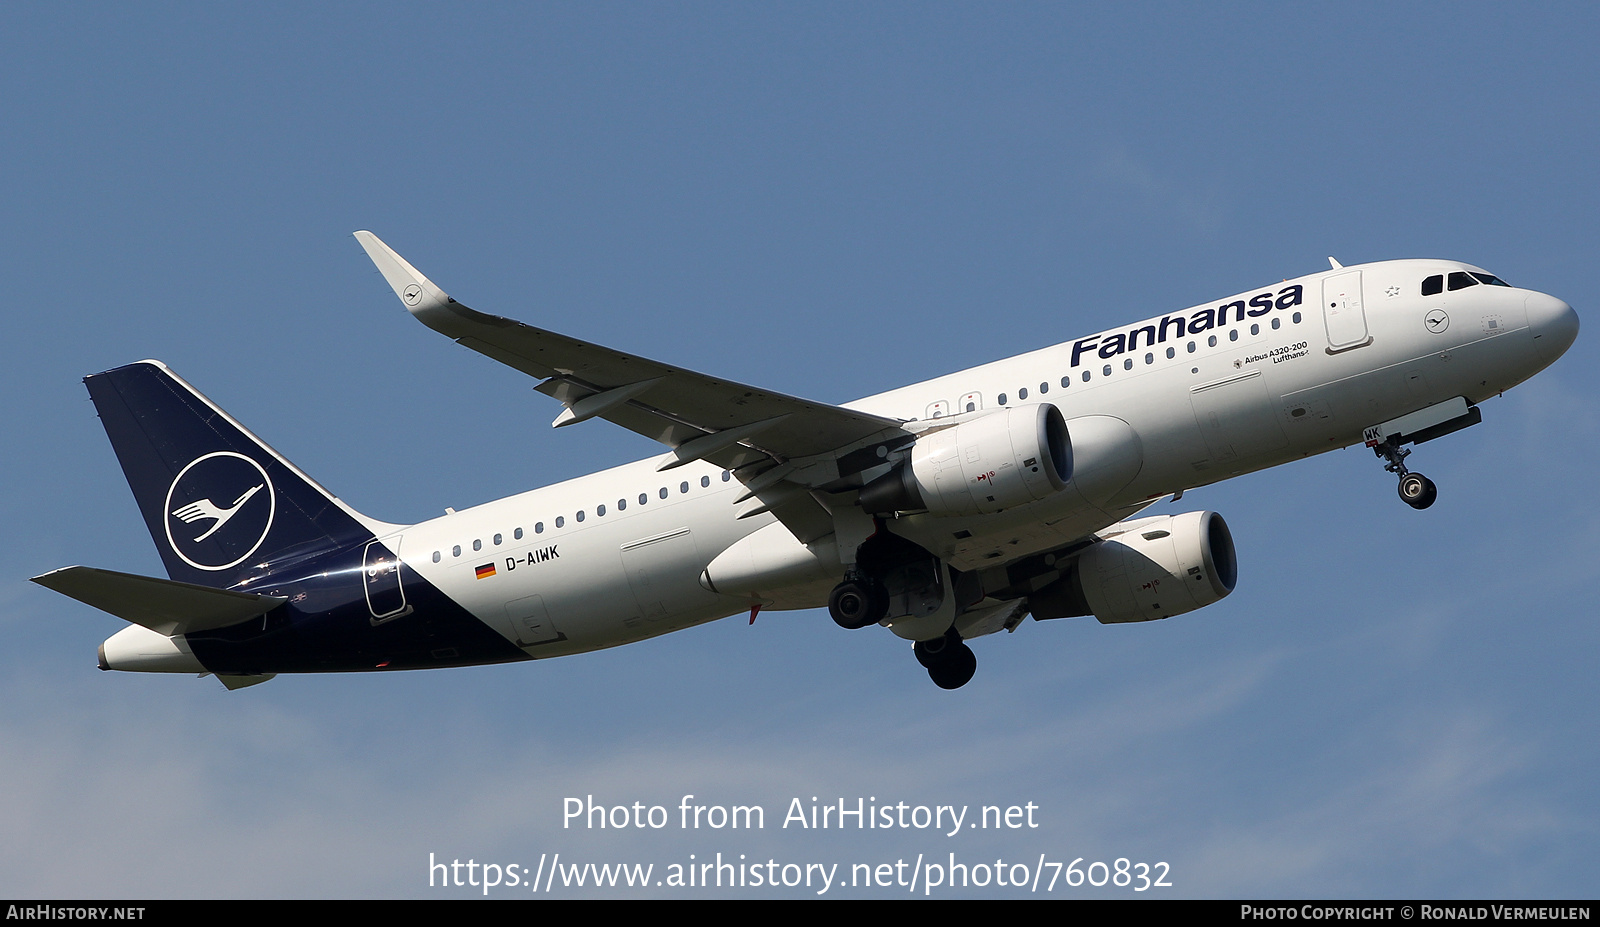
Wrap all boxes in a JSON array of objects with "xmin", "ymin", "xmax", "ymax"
[{"xmin": 1070, "ymin": 285, "xmax": 1304, "ymax": 368}]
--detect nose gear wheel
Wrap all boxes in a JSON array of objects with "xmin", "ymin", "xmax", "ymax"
[{"xmin": 1373, "ymin": 437, "xmax": 1437, "ymax": 510}]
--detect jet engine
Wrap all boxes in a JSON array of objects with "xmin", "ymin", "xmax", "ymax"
[
  {"xmin": 859, "ymin": 404, "xmax": 1071, "ymax": 517},
  {"xmin": 1031, "ymin": 511, "xmax": 1237, "ymax": 623}
]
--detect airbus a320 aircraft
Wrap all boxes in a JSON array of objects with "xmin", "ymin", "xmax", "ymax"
[{"xmin": 34, "ymin": 234, "xmax": 1578, "ymax": 689}]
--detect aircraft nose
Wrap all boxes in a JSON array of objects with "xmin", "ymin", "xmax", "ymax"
[{"xmin": 1526, "ymin": 292, "xmax": 1579, "ymax": 364}]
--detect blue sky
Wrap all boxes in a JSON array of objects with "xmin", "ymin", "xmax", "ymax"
[{"xmin": 2, "ymin": 3, "xmax": 1596, "ymax": 898}]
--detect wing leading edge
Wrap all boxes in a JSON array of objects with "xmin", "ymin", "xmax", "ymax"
[{"xmin": 354, "ymin": 231, "xmax": 911, "ymax": 542}]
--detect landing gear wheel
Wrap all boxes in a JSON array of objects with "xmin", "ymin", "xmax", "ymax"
[
  {"xmin": 915, "ymin": 629, "xmax": 977, "ymax": 689},
  {"xmin": 1374, "ymin": 437, "xmax": 1438, "ymax": 510},
  {"xmin": 912, "ymin": 635, "xmax": 946, "ymax": 668},
  {"xmin": 1398, "ymin": 472, "xmax": 1437, "ymax": 510},
  {"xmin": 928, "ymin": 643, "xmax": 976, "ymax": 689},
  {"xmin": 828, "ymin": 578, "xmax": 888, "ymax": 629}
]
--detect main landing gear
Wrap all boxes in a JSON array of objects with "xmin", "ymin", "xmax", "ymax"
[
  {"xmin": 826, "ymin": 531, "xmax": 926, "ymax": 631},
  {"xmin": 913, "ymin": 628, "xmax": 977, "ymax": 690},
  {"xmin": 1373, "ymin": 437, "xmax": 1437, "ymax": 510},
  {"xmin": 828, "ymin": 574, "xmax": 888, "ymax": 630},
  {"xmin": 828, "ymin": 532, "xmax": 977, "ymax": 688}
]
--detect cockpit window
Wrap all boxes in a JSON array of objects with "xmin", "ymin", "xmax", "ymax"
[
  {"xmin": 1422, "ymin": 275, "xmax": 1443, "ymax": 296},
  {"xmin": 1471, "ymin": 272, "xmax": 1511, "ymax": 287},
  {"xmin": 1447, "ymin": 272, "xmax": 1479, "ymax": 291}
]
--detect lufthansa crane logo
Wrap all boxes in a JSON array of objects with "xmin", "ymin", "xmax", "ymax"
[{"xmin": 164, "ymin": 451, "xmax": 276, "ymax": 571}]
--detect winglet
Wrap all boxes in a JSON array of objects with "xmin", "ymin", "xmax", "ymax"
[{"xmin": 354, "ymin": 231, "xmax": 454, "ymax": 319}]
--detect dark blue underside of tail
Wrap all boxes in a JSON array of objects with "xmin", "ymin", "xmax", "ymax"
[{"xmin": 182, "ymin": 545, "xmax": 532, "ymax": 674}]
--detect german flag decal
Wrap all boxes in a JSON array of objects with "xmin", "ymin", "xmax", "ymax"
[{"xmin": 475, "ymin": 563, "xmax": 496, "ymax": 580}]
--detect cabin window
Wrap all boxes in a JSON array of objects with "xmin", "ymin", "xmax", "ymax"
[
  {"xmin": 1187, "ymin": 341, "xmax": 1196, "ymax": 353},
  {"xmin": 555, "ymin": 516, "xmax": 564, "ymax": 528},
  {"xmin": 432, "ymin": 551, "xmax": 441, "ymax": 563},
  {"xmin": 680, "ymin": 481, "xmax": 689, "ymax": 494},
  {"xmin": 452, "ymin": 545, "xmax": 461, "ymax": 557},
  {"xmin": 1103, "ymin": 364, "xmax": 1112, "ymax": 377},
  {"xmin": 1272, "ymin": 317, "xmax": 1281, "ymax": 330},
  {"xmin": 1123, "ymin": 358, "xmax": 1133, "ymax": 370},
  {"xmin": 617, "ymin": 498, "xmax": 626, "ymax": 511},
  {"xmin": 493, "ymin": 533, "xmax": 502, "ymax": 545},
  {"xmin": 1145, "ymin": 352, "xmax": 1153, "ymax": 365},
  {"xmin": 473, "ymin": 539, "xmax": 482, "ymax": 551},
  {"xmin": 998, "ymin": 393, "xmax": 1007, "ymax": 405},
  {"xmin": 514, "ymin": 527, "xmax": 523, "ymax": 540},
  {"xmin": 701, "ymin": 475, "xmax": 710, "ymax": 488},
  {"xmin": 576, "ymin": 510, "xmax": 585, "ymax": 522},
  {"xmin": 1039, "ymin": 381, "xmax": 1048, "ymax": 394},
  {"xmin": 723, "ymin": 470, "xmax": 731, "ymax": 481},
  {"xmin": 1229, "ymin": 329, "xmax": 1239, "ymax": 342},
  {"xmin": 1422, "ymin": 274, "xmax": 1444, "ymax": 296},
  {"xmin": 659, "ymin": 487, "xmax": 668, "ymax": 499},
  {"xmin": 1208, "ymin": 335, "xmax": 1217, "ymax": 347},
  {"xmin": 535, "ymin": 522, "xmax": 544, "ymax": 534},
  {"xmin": 1166, "ymin": 347, "xmax": 1175, "ymax": 359},
  {"xmin": 1250, "ymin": 323, "xmax": 1259, "ymax": 335},
  {"xmin": 596, "ymin": 504, "xmax": 606, "ymax": 516},
  {"xmin": 639, "ymin": 493, "xmax": 648, "ymax": 505},
  {"xmin": 1060, "ymin": 376, "xmax": 1071, "ymax": 388},
  {"xmin": 1082, "ymin": 370, "xmax": 1091, "ymax": 382},
  {"xmin": 1293, "ymin": 311, "xmax": 1303, "ymax": 324}
]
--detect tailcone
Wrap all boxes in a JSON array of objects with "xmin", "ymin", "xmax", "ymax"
[{"xmin": 100, "ymin": 624, "xmax": 206, "ymax": 674}]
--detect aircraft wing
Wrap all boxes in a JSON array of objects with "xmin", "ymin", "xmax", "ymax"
[{"xmin": 355, "ymin": 232, "xmax": 909, "ymax": 542}]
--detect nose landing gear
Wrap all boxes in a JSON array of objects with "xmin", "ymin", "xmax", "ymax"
[{"xmin": 1374, "ymin": 438, "xmax": 1437, "ymax": 510}]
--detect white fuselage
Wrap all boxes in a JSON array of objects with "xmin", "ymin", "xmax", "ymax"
[{"xmin": 396, "ymin": 259, "xmax": 1572, "ymax": 658}]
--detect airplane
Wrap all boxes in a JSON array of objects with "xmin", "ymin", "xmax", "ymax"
[{"xmin": 32, "ymin": 234, "xmax": 1579, "ymax": 690}]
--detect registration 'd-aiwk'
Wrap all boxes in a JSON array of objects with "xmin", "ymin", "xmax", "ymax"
[{"xmin": 35, "ymin": 234, "xmax": 1578, "ymax": 689}]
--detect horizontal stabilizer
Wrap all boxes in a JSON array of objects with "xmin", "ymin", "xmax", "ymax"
[{"xmin": 33, "ymin": 566, "xmax": 287, "ymax": 637}]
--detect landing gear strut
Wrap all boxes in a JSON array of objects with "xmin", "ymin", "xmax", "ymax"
[
  {"xmin": 913, "ymin": 629, "xmax": 976, "ymax": 690},
  {"xmin": 1374, "ymin": 437, "xmax": 1436, "ymax": 510}
]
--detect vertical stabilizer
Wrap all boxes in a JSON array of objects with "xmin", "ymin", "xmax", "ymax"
[{"xmin": 85, "ymin": 361, "xmax": 381, "ymax": 588}]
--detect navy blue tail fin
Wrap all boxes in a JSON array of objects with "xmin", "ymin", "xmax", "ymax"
[{"xmin": 86, "ymin": 361, "xmax": 379, "ymax": 589}]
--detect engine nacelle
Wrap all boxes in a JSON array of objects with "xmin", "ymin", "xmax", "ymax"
[
  {"xmin": 1033, "ymin": 511, "xmax": 1237, "ymax": 623},
  {"xmin": 861, "ymin": 405, "xmax": 1071, "ymax": 517}
]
